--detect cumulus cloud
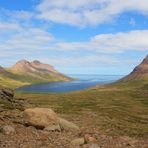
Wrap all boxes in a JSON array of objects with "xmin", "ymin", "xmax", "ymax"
[
  {"xmin": 51, "ymin": 30, "xmax": 148, "ymax": 53},
  {"xmin": 36, "ymin": 0, "xmax": 148, "ymax": 27},
  {"xmin": 91, "ymin": 30, "xmax": 148, "ymax": 52},
  {"xmin": 0, "ymin": 24, "xmax": 147, "ymax": 68},
  {"xmin": 0, "ymin": 22, "xmax": 20, "ymax": 31},
  {"xmin": 0, "ymin": 0, "xmax": 147, "ymax": 71},
  {"xmin": 0, "ymin": 8, "xmax": 33, "ymax": 20},
  {"xmin": 0, "ymin": 26, "xmax": 148, "ymax": 52},
  {"xmin": 40, "ymin": 55, "xmax": 120, "ymax": 67},
  {"xmin": 0, "ymin": 26, "xmax": 54, "ymax": 51}
]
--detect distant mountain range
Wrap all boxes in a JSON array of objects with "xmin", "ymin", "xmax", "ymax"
[
  {"xmin": 0, "ymin": 60, "xmax": 72, "ymax": 88},
  {"xmin": 0, "ymin": 55, "xmax": 148, "ymax": 89}
]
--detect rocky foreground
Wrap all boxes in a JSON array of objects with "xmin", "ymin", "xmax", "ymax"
[{"xmin": 0, "ymin": 89, "xmax": 147, "ymax": 148}]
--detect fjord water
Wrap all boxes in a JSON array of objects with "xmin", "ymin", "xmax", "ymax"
[{"xmin": 17, "ymin": 74, "xmax": 123, "ymax": 93}]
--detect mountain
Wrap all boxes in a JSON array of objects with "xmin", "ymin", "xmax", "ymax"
[
  {"xmin": 0, "ymin": 60, "xmax": 72, "ymax": 88},
  {"xmin": 11, "ymin": 60, "xmax": 58, "ymax": 74},
  {"xmin": 122, "ymin": 55, "xmax": 148, "ymax": 81},
  {"xmin": 113, "ymin": 55, "xmax": 148, "ymax": 89},
  {"xmin": 0, "ymin": 66, "xmax": 6, "ymax": 73}
]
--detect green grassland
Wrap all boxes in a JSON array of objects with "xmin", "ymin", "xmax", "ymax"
[
  {"xmin": 15, "ymin": 76, "xmax": 148, "ymax": 138},
  {"xmin": 0, "ymin": 69, "xmax": 147, "ymax": 137},
  {"xmin": 0, "ymin": 74, "xmax": 29, "ymax": 88},
  {"xmin": 106, "ymin": 74, "xmax": 148, "ymax": 90},
  {"xmin": 0, "ymin": 70, "xmax": 71, "ymax": 89}
]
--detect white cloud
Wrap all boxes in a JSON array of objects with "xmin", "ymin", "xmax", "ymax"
[
  {"xmin": 35, "ymin": 55, "xmax": 120, "ymax": 67},
  {"xmin": 0, "ymin": 8, "xmax": 33, "ymax": 20},
  {"xmin": 36, "ymin": 0, "xmax": 148, "ymax": 27},
  {"xmin": 8, "ymin": 11, "xmax": 33, "ymax": 20},
  {"xmin": 91, "ymin": 30, "xmax": 148, "ymax": 52},
  {"xmin": 0, "ymin": 25, "xmax": 54, "ymax": 50},
  {"xmin": 0, "ymin": 22, "xmax": 20, "ymax": 31},
  {"xmin": 51, "ymin": 30, "xmax": 148, "ymax": 53},
  {"xmin": 0, "ymin": 27, "xmax": 148, "ymax": 53},
  {"xmin": 0, "ymin": 23, "xmax": 147, "ymax": 69},
  {"xmin": 0, "ymin": 26, "xmax": 147, "ymax": 67}
]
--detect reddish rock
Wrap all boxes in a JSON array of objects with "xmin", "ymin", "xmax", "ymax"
[{"xmin": 84, "ymin": 134, "xmax": 97, "ymax": 144}]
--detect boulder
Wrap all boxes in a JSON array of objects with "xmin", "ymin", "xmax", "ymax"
[
  {"xmin": 83, "ymin": 144, "xmax": 100, "ymax": 148},
  {"xmin": 23, "ymin": 108, "xmax": 80, "ymax": 132},
  {"xmin": 59, "ymin": 118, "xmax": 79, "ymax": 132},
  {"xmin": 23, "ymin": 108, "xmax": 58, "ymax": 129},
  {"xmin": 2, "ymin": 125, "xmax": 15, "ymax": 135},
  {"xmin": 44, "ymin": 124, "xmax": 61, "ymax": 132},
  {"xmin": 89, "ymin": 144, "xmax": 100, "ymax": 148},
  {"xmin": 71, "ymin": 138, "xmax": 85, "ymax": 147},
  {"xmin": 0, "ymin": 88, "xmax": 14, "ymax": 102}
]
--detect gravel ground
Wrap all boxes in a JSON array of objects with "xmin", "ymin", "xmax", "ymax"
[{"xmin": 0, "ymin": 110, "xmax": 148, "ymax": 148}]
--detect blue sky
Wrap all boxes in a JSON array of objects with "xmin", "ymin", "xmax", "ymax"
[{"xmin": 0, "ymin": 0, "xmax": 147, "ymax": 75}]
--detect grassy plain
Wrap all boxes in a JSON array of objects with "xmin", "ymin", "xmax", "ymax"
[{"xmin": 15, "ymin": 78, "xmax": 148, "ymax": 138}]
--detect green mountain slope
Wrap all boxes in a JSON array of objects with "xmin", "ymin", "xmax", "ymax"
[{"xmin": 0, "ymin": 60, "xmax": 72, "ymax": 88}]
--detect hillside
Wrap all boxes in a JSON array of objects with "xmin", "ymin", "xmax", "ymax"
[
  {"xmin": 0, "ymin": 56, "xmax": 148, "ymax": 147},
  {"xmin": 122, "ymin": 55, "xmax": 148, "ymax": 80},
  {"xmin": 0, "ymin": 60, "xmax": 72, "ymax": 88},
  {"xmin": 110, "ymin": 55, "xmax": 148, "ymax": 89}
]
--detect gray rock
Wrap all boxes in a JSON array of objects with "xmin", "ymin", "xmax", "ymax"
[
  {"xmin": 71, "ymin": 138, "xmax": 85, "ymax": 146},
  {"xmin": 83, "ymin": 144, "xmax": 100, "ymax": 148},
  {"xmin": 2, "ymin": 125, "xmax": 15, "ymax": 135},
  {"xmin": 89, "ymin": 144, "xmax": 100, "ymax": 148},
  {"xmin": 44, "ymin": 124, "xmax": 61, "ymax": 132},
  {"xmin": 0, "ymin": 88, "xmax": 14, "ymax": 102},
  {"xmin": 58, "ymin": 118, "xmax": 79, "ymax": 132}
]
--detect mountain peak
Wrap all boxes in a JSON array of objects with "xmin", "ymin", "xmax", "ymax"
[
  {"xmin": 32, "ymin": 60, "xmax": 41, "ymax": 65},
  {"xmin": 16, "ymin": 60, "xmax": 29, "ymax": 64},
  {"xmin": 11, "ymin": 59, "xmax": 58, "ymax": 74},
  {"xmin": 0, "ymin": 65, "xmax": 3, "ymax": 69},
  {"xmin": 142, "ymin": 55, "xmax": 148, "ymax": 65},
  {"xmin": 0, "ymin": 66, "xmax": 5, "ymax": 72},
  {"xmin": 0, "ymin": 60, "xmax": 71, "ymax": 88},
  {"xmin": 31, "ymin": 60, "xmax": 58, "ymax": 73},
  {"xmin": 0, "ymin": 66, "xmax": 8, "ymax": 75},
  {"xmin": 121, "ymin": 55, "xmax": 148, "ymax": 81},
  {"xmin": 11, "ymin": 60, "xmax": 31, "ymax": 73}
]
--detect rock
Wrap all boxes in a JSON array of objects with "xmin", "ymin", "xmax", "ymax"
[
  {"xmin": 2, "ymin": 125, "xmax": 15, "ymax": 135},
  {"xmin": 83, "ymin": 144, "xmax": 100, "ymax": 148},
  {"xmin": 0, "ymin": 107, "xmax": 6, "ymax": 112},
  {"xmin": 0, "ymin": 88, "xmax": 14, "ymax": 102},
  {"xmin": 84, "ymin": 134, "xmax": 97, "ymax": 144},
  {"xmin": 44, "ymin": 124, "xmax": 61, "ymax": 132},
  {"xmin": 58, "ymin": 118, "xmax": 79, "ymax": 132},
  {"xmin": 71, "ymin": 138, "xmax": 85, "ymax": 147},
  {"xmin": 23, "ymin": 108, "xmax": 58, "ymax": 129},
  {"xmin": 23, "ymin": 108, "xmax": 80, "ymax": 132}
]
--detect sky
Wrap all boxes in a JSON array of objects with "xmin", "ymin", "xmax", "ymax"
[{"xmin": 0, "ymin": 0, "xmax": 148, "ymax": 75}]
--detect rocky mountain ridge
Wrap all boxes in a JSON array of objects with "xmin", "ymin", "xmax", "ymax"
[
  {"xmin": 0, "ymin": 66, "xmax": 6, "ymax": 73},
  {"xmin": 121, "ymin": 55, "xmax": 148, "ymax": 81},
  {"xmin": 0, "ymin": 60, "xmax": 72, "ymax": 88},
  {"xmin": 11, "ymin": 60, "xmax": 58, "ymax": 74}
]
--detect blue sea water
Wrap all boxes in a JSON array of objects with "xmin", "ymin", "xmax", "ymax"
[{"xmin": 16, "ymin": 74, "xmax": 123, "ymax": 93}]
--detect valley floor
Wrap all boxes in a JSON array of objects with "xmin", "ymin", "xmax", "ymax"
[{"xmin": 0, "ymin": 83, "xmax": 148, "ymax": 147}]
